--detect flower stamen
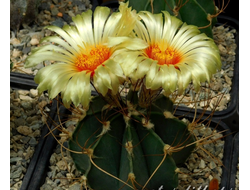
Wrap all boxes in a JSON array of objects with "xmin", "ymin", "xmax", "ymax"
[
  {"xmin": 146, "ymin": 44, "xmax": 181, "ymax": 66},
  {"xmin": 75, "ymin": 45, "xmax": 111, "ymax": 73}
]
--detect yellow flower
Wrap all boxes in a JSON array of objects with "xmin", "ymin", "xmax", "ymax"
[
  {"xmin": 125, "ymin": 11, "xmax": 221, "ymax": 94},
  {"xmin": 25, "ymin": 2, "xmax": 144, "ymax": 108}
]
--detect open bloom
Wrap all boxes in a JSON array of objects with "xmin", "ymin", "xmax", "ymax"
[
  {"xmin": 25, "ymin": 2, "xmax": 144, "ymax": 108},
  {"xmin": 122, "ymin": 11, "xmax": 221, "ymax": 94}
]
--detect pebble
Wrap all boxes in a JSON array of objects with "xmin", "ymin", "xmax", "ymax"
[
  {"xmin": 16, "ymin": 126, "xmax": 33, "ymax": 136},
  {"xmin": 19, "ymin": 94, "xmax": 33, "ymax": 101},
  {"xmin": 10, "ymin": 38, "xmax": 21, "ymax": 45},
  {"xmin": 29, "ymin": 89, "xmax": 38, "ymax": 98},
  {"xmin": 22, "ymin": 47, "xmax": 31, "ymax": 54},
  {"xmin": 12, "ymin": 49, "xmax": 22, "ymax": 58},
  {"xmin": 29, "ymin": 137, "xmax": 38, "ymax": 146},
  {"xmin": 10, "ymin": 157, "xmax": 23, "ymax": 164},
  {"xmin": 20, "ymin": 101, "xmax": 33, "ymax": 110},
  {"xmin": 56, "ymin": 160, "xmax": 68, "ymax": 171},
  {"xmin": 69, "ymin": 183, "xmax": 81, "ymax": 190},
  {"xmin": 30, "ymin": 37, "xmax": 40, "ymax": 46},
  {"xmin": 209, "ymin": 161, "xmax": 217, "ymax": 170},
  {"xmin": 51, "ymin": 18, "xmax": 65, "ymax": 28},
  {"xmin": 199, "ymin": 159, "xmax": 206, "ymax": 169},
  {"xmin": 10, "ymin": 168, "xmax": 23, "ymax": 179}
]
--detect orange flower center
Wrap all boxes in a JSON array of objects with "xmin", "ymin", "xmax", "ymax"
[
  {"xmin": 146, "ymin": 45, "xmax": 181, "ymax": 66},
  {"xmin": 75, "ymin": 45, "xmax": 110, "ymax": 73}
]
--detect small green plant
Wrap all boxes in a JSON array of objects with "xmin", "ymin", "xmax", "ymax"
[{"xmin": 25, "ymin": 2, "xmax": 223, "ymax": 189}]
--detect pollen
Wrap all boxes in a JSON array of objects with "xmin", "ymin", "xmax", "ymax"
[
  {"xmin": 75, "ymin": 45, "xmax": 110, "ymax": 73},
  {"xmin": 146, "ymin": 44, "xmax": 181, "ymax": 66}
]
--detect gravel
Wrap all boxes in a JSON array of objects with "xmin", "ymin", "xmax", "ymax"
[
  {"xmin": 10, "ymin": 88, "xmax": 51, "ymax": 190},
  {"xmin": 176, "ymin": 119, "xmax": 225, "ymax": 190}
]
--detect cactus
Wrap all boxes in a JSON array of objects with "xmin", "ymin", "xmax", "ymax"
[
  {"xmin": 125, "ymin": 0, "xmax": 225, "ymax": 38},
  {"xmin": 68, "ymin": 91, "xmax": 196, "ymax": 189},
  {"xmin": 24, "ymin": 2, "xmax": 222, "ymax": 189}
]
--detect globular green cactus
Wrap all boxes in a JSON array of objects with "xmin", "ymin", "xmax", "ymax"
[
  {"xmin": 125, "ymin": 0, "xmax": 220, "ymax": 38},
  {"xmin": 68, "ymin": 91, "xmax": 196, "ymax": 190}
]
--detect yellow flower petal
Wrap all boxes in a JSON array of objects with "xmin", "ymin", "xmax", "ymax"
[
  {"xmin": 41, "ymin": 36, "xmax": 78, "ymax": 55},
  {"xmin": 62, "ymin": 25, "xmax": 86, "ymax": 49},
  {"xmin": 108, "ymin": 36, "xmax": 148, "ymax": 50},
  {"xmin": 138, "ymin": 11, "xmax": 163, "ymax": 44},
  {"xmin": 25, "ymin": 51, "xmax": 73, "ymax": 68},
  {"xmin": 94, "ymin": 6, "xmax": 111, "ymax": 44},
  {"xmin": 61, "ymin": 71, "xmax": 92, "ymax": 108},
  {"xmin": 118, "ymin": 51, "xmax": 144, "ymax": 76},
  {"xmin": 72, "ymin": 10, "xmax": 95, "ymax": 45},
  {"xmin": 95, "ymin": 65, "xmax": 112, "ymax": 90},
  {"xmin": 45, "ymin": 25, "xmax": 81, "ymax": 53},
  {"xmin": 104, "ymin": 59, "xmax": 124, "ymax": 77},
  {"xmin": 116, "ymin": 2, "xmax": 138, "ymax": 36},
  {"xmin": 162, "ymin": 11, "xmax": 183, "ymax": 48},
  {"xmin": 161, "ymin": 65, "xmax": 178, "ymax": 92},
  {"xmin": 150, "ymin": 67, "xmax": 164, "ymax": 90},
  {"xmin": 93, "ymin": 72, "xmax": 108, "ymax": 96},
  {"xmin": 102, "ymin": 12, "xmax": 122, "ymax": 40},
  {"xmin": 135, "ymin": 58, "xmax": 153, "ymax": 80},
  {"xmin": 145, "ymin": 61, "xmax": 158, "ymax": 88},
  {"xmin": 35, "ymin": 64, "xmax": 76, "ymax": 96}
]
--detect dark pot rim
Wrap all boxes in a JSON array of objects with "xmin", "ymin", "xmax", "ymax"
[{"xmin": 229, "ymin": 132, "xmax": 239, "ymax": 190}]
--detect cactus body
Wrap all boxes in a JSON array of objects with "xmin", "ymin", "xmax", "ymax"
[
  {"xmin": 126, "ymin": 0, "xmax": 218, "ymax": 38},
  {"xmin": 69, "ymin": 95, "xmax": 196, "ymax": 189}
]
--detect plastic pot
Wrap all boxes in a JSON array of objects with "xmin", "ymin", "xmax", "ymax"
[
  {"xmin": 10, "ymin": 72, "xmax": 37, "ymax": 90},
  {"xmin": 229, "ymin": 132, "xmax": 239, "ymax": 190}
]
